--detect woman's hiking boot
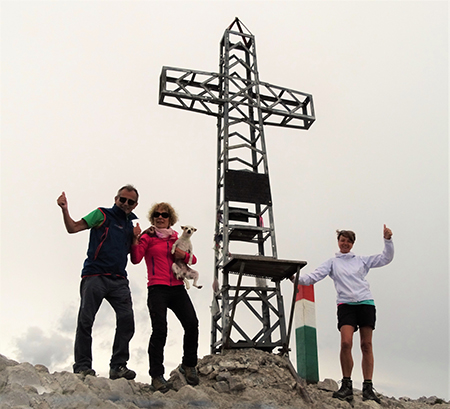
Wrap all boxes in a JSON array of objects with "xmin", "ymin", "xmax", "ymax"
[
  {"xmin": 151, "ymin": 375, "xmax": 173, "ymax": 393},
  {"xmin": 74, "ymin": 368, "xmax": 96, "ymax": 377},
  {"xmin": 332, "ymin": 378, "xmax": 353, "ymax": 402},
  {"xmin": 179, "ymin": 364, "xmax": 199, "ymax": 386},
  {"xmin": 363, "ymin": 381, "xmax": 381, "ymax": 404},
  {"xmin": 109, "ymin": 365, "xmax": 136, "ymax": 380}
]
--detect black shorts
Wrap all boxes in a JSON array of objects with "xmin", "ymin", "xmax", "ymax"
[{"xmin": 337, "ymin": 303, "xmax": 376, "ymax": 331}]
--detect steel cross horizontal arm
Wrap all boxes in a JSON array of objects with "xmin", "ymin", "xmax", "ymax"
[{"xmin": 159, "ymin": 66, "xmax": 315, "ymax": 130}]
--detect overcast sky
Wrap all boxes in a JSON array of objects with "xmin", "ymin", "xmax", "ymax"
[{"xmin": 1, "ymin": 0, "xmax": 448, "ymax": 401}]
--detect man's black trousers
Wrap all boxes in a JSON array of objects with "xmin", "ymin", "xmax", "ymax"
[{"xmin": 73, "ymin": 275, "xmax": 135, "ymax": 372}]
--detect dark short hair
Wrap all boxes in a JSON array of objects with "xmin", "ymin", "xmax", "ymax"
[
  {"xmin": 336, "ymin": 229, "xmax": 356, "ymax": 243},
  {"xmin": 117, "ymin": 184, "xmax": 139, "ymax": 200}
]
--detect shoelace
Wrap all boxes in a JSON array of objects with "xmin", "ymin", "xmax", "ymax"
[
  {"xmin": 186, "ymin": 367, "xmax": 195, "ymax": 375},
  {"xmin": 182, "ymin": 365, "xmax": 197, "ymax": 377},
  {"xmin": 155, "ymin": 375, "xmax": 168, "ymax": 384},
  {"xmin": 364, "ymin": 383, "xmax": 379, "ymax": 397}
]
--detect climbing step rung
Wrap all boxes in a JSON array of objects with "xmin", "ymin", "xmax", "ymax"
[{"xmin": 229, "ymin": 226, "xmax": 271, "ymax": 242}]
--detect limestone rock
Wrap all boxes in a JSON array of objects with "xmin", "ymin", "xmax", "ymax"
[
  {"xmin": 0, "ymin": 351, "xmax": 448, "ymax": 409},
  {"xmin": 317, "ymin": 378, "xmax": 339, "ymax": 392}
]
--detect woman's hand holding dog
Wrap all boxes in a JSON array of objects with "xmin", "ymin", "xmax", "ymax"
[{"xmin": 173, "ymin": 248, "xmax": 187, "ymax": 260}]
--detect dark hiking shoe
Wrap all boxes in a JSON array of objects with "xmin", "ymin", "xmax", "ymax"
[
  {"xmin": 179, "ymin": 364, "xmax": 199, "ymax": 386},
  {"xmin": 74, "ymin": 368, "xmax": 96, "ymax": 377},
  {"xmin": 332, "ymin": 378, "xmax": 353, "ymax": 402},
  {"xmin": 363, "ymin": 381, "xmax": 381, "ymax": 404},
  {"xmin": 151, "ymin": 375, "xmax": 173, "ymax": 393},
  {"xmin": 109, "ymin": 365, "xmax": 136, "ymax": 380}
]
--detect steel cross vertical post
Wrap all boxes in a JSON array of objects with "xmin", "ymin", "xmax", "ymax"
[{"xmin": 159, "ymin": 18, "xmax": 314, "ymax": 355}]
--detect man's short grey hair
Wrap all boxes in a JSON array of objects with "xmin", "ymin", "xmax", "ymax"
[{"xmin": 117, "ymin": 184, "xmax": 139, "ymax": 200}]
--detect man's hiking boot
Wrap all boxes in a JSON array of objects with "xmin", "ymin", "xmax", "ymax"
[
  {"xmin": 363, "ymin": 381, "xmax": 381, "ymax": 404},
  {"xmin": 74, "ymin": 368, "xmax": 96, "ymax": 377},
  {"xmin": 109, "ymin": 365, "xmax": 136, "ymax": 380},
  {"xmin": 332, "ymin": 378, "xmax": 353, "ymax": 402},
  {"xmin": 151, "ymin": 375, "xmax": 173, "ymax": 393},
  {"xmin": 179, "ymin": 364, "xmax": 199, "ymax": 386}
]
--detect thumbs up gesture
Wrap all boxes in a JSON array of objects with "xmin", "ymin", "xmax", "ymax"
[
  {"xmin": 383, "ymin": 224, "xmax": 393, "ymax": 240},
  {"xmin": 133, "ymin": 222, "xmax": 141, "ymax": 243}
]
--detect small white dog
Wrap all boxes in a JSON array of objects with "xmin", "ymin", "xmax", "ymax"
[{"xmin": 171, "ymin": 225, "xmax": 202, "ymax": 290}]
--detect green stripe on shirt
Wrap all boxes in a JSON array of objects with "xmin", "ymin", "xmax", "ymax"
[
  {"xmin": 345, "ymin": 300, "xmax": 375, "ymax": 306},
  {"xmin": 82, "ymin": 209, "xmax": 105, "ymax": 228}
]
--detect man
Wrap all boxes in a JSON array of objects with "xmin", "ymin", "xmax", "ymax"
[{"xmin": 57, "ymin": 185, "xmax": 141, "ymax": 379}]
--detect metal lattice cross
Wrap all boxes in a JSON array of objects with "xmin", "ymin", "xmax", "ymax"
[{"xmin": 159, "ymin": 17, "xmax": 313, "ymax": 356}]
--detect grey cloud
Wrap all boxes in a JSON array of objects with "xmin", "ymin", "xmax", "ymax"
[
  {"xmin": 57, "ymin": 304, "xmax": 78, "ymax": 334},
  {"xmin": 15, "ymin": 326, "xmax": 72, "ymax": 368}
]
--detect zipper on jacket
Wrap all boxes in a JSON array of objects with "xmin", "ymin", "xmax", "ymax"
[
  {"xmin": 94, "ymin": 227, "xmax": 109, "ymax": 260},
  {"xmin": 167, "ymin": 241, "xmax": 173, "ymax": 285}
]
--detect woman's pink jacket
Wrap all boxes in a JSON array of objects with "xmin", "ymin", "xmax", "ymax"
[{"xmin": 131, "ymin": 232, "xmax": 197, "ymax": 287}]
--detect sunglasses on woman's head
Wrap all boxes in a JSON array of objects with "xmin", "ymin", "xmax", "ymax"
[
  {"xmin": 119, "ymin": 197, "xmax": 136, "ymax": 206},
  {"xmin": 153, "ymin": 212, "xmax": 170, "ymax": 219}
]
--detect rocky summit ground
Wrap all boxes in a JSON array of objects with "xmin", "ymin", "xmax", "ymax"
[{"xmin": 0, "ymin": 350, "xmax": 448, "ymax": 409}]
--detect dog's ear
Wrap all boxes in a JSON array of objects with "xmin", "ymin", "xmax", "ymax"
[
  {"xmin": 193, "ymin": 228, "xmax": 197, "ymax": 232},
  {"xmin": 181, "ymin": 225, "xmax": 186, "ymax": 230}
]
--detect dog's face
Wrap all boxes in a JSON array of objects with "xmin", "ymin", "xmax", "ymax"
[{"xmin": 181, "ymin": 225, "xmax": 197, "ymax": 238}]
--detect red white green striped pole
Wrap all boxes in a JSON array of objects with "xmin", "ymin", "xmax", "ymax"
[{"xmin": 295, "ymin": 284, "xmax": 319, "ymax": 383}]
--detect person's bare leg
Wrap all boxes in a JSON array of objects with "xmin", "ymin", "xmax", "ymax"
[
  {"xmin": 360, "ymin": 326, "xmax": 374, "ymax": 380},
  {"xmin": 360, "ymin": 326, "xmax": 380, "ymax": 402},
  {"xmin": 339, "ymin": 325, "xmax": 355, "ymax": 378},
  {"xmin": 333, "ymin": 325, "xmax": 355, "ymax": 401}
]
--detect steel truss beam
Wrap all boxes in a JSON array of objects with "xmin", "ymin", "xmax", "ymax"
[{"xmin": 160, "ymin": 67, "xmax": 315, "ymax": 129}]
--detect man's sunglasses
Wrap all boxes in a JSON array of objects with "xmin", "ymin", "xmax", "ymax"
[
  {"xmin": 153, "ymin": 212, "xmax": 170, "ymax": 219},
  {"xmin": 118, "ymin": 197, "xmax": 136, "ymax": 206}
]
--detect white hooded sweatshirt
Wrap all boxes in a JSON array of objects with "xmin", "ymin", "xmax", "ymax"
[{"xmin": 298, "ymin": 239, "xmax": 394, "ymax": 304}]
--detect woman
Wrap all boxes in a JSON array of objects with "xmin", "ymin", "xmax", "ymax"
[
  {"xmin": 131, "ymin": 202, "xmax": 199, "ymax": 392},
  {"xmin": 296, "ymin": 225, "xmax": 393, "ymax": 403}
]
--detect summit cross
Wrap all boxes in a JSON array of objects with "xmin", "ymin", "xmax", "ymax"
[{"xmin": 159, "ymin": 18, "xmax": 315, "ymax": 363}]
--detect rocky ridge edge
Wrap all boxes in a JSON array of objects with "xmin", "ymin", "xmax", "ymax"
[{"xmin": 0, "ymin": 350, "xmax": 448, "ymax": 409}]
